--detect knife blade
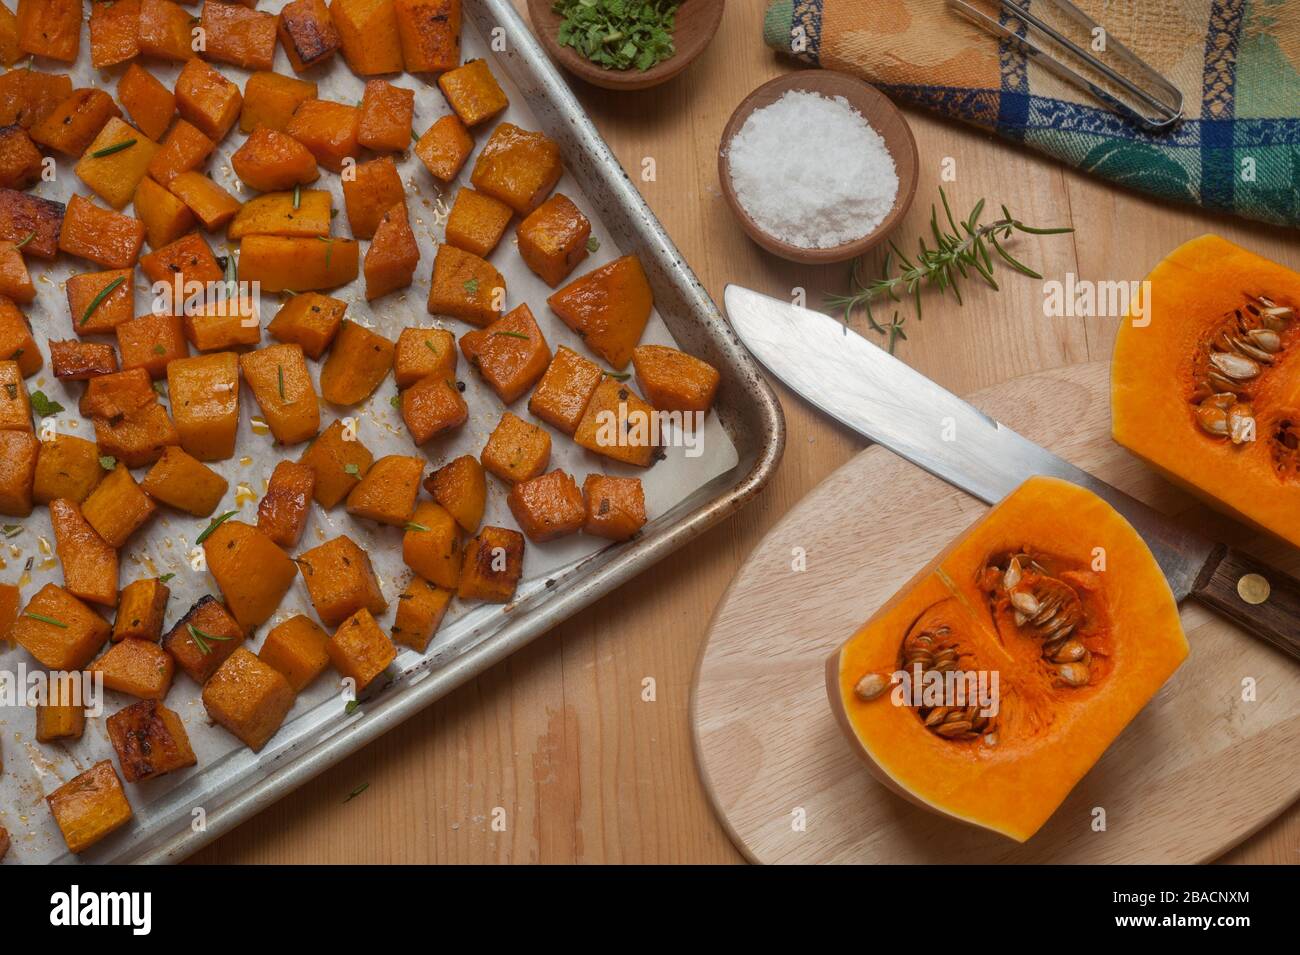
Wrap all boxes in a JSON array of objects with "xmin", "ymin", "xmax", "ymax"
[{"xmin": 724, "ymin": 284, "xmax": 1300, "ymax": 659}]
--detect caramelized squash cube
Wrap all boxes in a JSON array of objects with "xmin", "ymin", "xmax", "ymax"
[
  {"xmin": 507, "ymin": 469, "xmax": 584, "ymax": 542},
  {"xmin": 0, "ymin": 4, "xmax": 16, "ymax": 67},
  {"xmin": 423, "ymin": 453, "xmax": 484, "ymax": 532},
  {"xmin": 470, "ymin": 122, "xmax": 563, "ymax": 216},
  {"xmin": 167, "ymin": 351, "xmax": 240, "ymax": 461},
  {"xmin": 58, "ymin": 196, "xmax": 145, "ymax": 269},
  {"xmin": 394, "ymin": 0, "xmax": 460, "ymax": 72},
  {"xmin": 394, "ymin": 326, "xmax": 456, "ymax": 388},
  {"xmin": 112, "ymin": 576, "xmax": 171, "ymax": 643},
  {"xmin": 140, "ymin": 445, "xmax": 229, "ymax": 516},
  {"xmin": 67, "ymin": 268, "xmax": 134, "ymax": 335},
  {"xmin": 46, "ymin": 761, "xmax": 133, "ymax": 854},
  {"xmin": 400, "ymin": 373, "xmax": 467, "ymax": 445},
  {"xmin": 459, "ymin": 302, "xmax": 551, "ymax": 404},
  {"xmin": 34, "ymin": 434, "xmax": 104, "ymax": 505},
  {"xmin": 0, "ymin": 188, "xmax": 64, "ymax": 258},
  {"xmin": 481, "ymin": 411, "xmax": 550, "ymax": 483},
  {"xmin": 239, "ymin": 343, "xmax": 320, "ymax": 445},
  {"xmin": 162, "ymin": 595, "xmax": 244, "ymax": 684},
  {"xmin": 401, "ymin": 499, "xmax": 460, "ymax": 588},
  {"xmin": 139, "ymin": 231, "xmax": 222, "ymax": 294},
  {"xmin": 346, "ymin": 454, "xmax": 424, "ymax": 526},
  {"xmin": 230, "ymin": 127, "xmax": 320, "ymax": 193},
  {"xmin": 240, "ymin": 72, "xmax": 318, "ymax": 134},
  {"xmin": 528, "ymin": 346, "xmax": 602, "ymax": 436},
  {"xmin": 200, "ymin": 0, "xmax": 277, "ymax": 71},
  {"xmin": 13, "ymin": 583, "xmax": 111, "ymax": 671},
  {"xmin": 319, "ymin": 319, "xmax": 394, "ymax": 405},
  {"xmin": 297, "ymin": 534, "xmax": 387, "ymax": 626},
  {"xmin": 138, "ymin": 0, "xmax": 197, "ymax": 62},
  {"xmin": 134, "ymin": 175, "xmax": 197, "ymax": 249},
  {"xmin": 168, "ymin": 171, "xmax": 241, "ymax": 231},
  {"xmin": 517, "ymin": 194, "xmax": 591, "ymax": 287},
  {"xmin": 88, "ymin": 0, "xmax": 141, "ymax": 68},
  {"xmin": 426, "ymin": 244, "xmax": 505, "ymax": 326},
  {"xmin": 0, "ymin": 359, "xmax": 30, "ymax": 432},
  {"xmin": 414, "ymin": 113, "xmax": 471, "ymax": 182},
  {"xmin": 267, "ymin": 291, "xmax": 346, "ymax": 358},
  {"xmin": 30, "ymin": 88, "xmax": 121, "ymax": 157},
  {"xmin": 256, "ymin": 460, "xmax": 315, "ymax": 548},
  {"xmin": 75, "ymin": 118, "xmax": 159, "ymax": 210},
  {"xmin": 79, "ymin": 365, "xmax": 154, "ymax": 419},
  {"xmin": 342, "ymin": 155, "xmax": 403, "ymax": 239},
  {"xmin": 182, "ymin": 296, "xmax": 262, "ymax": 352},
  {"xmin": 106, "ymin": 701, "xmax": 196, "ymax": 782},
  {"xmin": 147, "ymin": 119, "xmax": 215, "ymax": 187},
  {"xmin": 278, "ymin": 0, "xmax": 340, "ymax": 72},
  {"xmin": 548, "ymin": 255, "xmax": 653, "ymax": 370},
  {"xmin": 332, "ymin": 0, "xmax": 404, "ymax": 76},
  {"xmin": 83, "ymin": 464, "xmax": 157, "ymax": 548},
  {"xmin": 445, "ymin": 187, "xmax": 512, "ymax": 259},
  {"xmin": 116, "ymin": 312, "xmax": 188, "ymax": 379},
  {"xmin": 238, "ymin": 235, "xmax": 359, "ymax": 292},
  {"xmin": 327, "ymin": 607, "xmax": 396, "ymax": 692},
  {"xmin": 363, "ymin": 199, "xmax": 419, "ymax": 300},
  {"xmin": 285, "ymin": 98, "xmax": 360, "ymax": 172},
  {"xmin": 50, "ymin": 339, "xmax": 119, "ymax": 382},
  {"xmin": 92, "ymin": 403, "xmax": 179, "ymax": 469},
  {"xmin": 574, "ymin": 378, "xmax": 658, "ymax": 468},
  {"xmin": 0, "ymin": 123, "xmax": 43, "ymax": 190},
  {"xmin": 391, "ymin": 576, "xmax": 451, "ymax": 652},
  {"xmin": 298, "ymin": 418, "xmax": 373, "ymax": 507},
  {"xmin": 202, "ymin": 647, "xmax": 295, "ymax": 751},
  {"xmin": 175, "ymin": 58, "xmax": 243, "ymax": 142},
  {"xmin": 0, "ymin": 297, "xmax": 38, "ymax": 373},
  {"xmin": 117, "ymin": 63, "xmax": 175, "ymax": 141},
  {"xmin": 49, "ymin": 498, "xmax": 119, "ymax": 608},
  {"xmin": 90, "ymin": 637, "xmax": 174, "ymax": 701},
  {"xmin": 203, "ymin": 520, "xmax": 297, "ymax": 629},
  {"xmin": 457, "ymin": 525, "xmax": 523, "ymax": 603},
  {"xmin": 357, "ymin": 78, "xmax": 414, "ymax": 152},
  {"xmin": 632, "ymin": 343, "xmax": 720, "ymax": 415},
  {"xmin": 35, "ymin": 674, "xmax": 87, "ymax": 741},
  {"xmin": 259, "ymin": 614, "xmax": 330, "ymax": 692},
  {"xmin": 0, "ymin": 429, "xmax": 36, "ymax": 514},
  {"xmin": 438, "ymin": 58, "xmax": 507, "ymax": 127},
  {"xmin": 16, "ymin": 0, "xmax": 81, "ymax": 62},
  {"xmin": 0, "ymin": 239, "xmax": 35, "ymax": 303},
  {"xmin": 582, "ymin": 474, "xmax": 646, "ymax": 541}
]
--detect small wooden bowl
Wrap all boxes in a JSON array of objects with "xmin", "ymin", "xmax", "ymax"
[
  {"xmin": 527, "ymin": 0, "xmax": 723, "ymax": 91},
  {"xmin": 718, "ymin": 71, "xmax": 919, "ymax": 265}
]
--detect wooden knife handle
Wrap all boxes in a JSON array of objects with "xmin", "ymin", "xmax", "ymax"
[{"xmin": 1191, "ymin": 545, "xmax": 1300, "ymax": 662}]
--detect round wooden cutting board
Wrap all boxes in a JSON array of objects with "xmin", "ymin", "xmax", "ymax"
[{"xmin": 692, "ymin": 361, "xmax": 1300, "ymax": 864}]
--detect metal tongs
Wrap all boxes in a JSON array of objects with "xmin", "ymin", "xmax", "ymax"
[{"xmin": 949, "ymin": 0, "xmax": 1183, "ymax": 131}]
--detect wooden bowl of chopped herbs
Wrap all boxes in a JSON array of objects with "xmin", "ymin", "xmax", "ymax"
[{"xmin": 527, "ymin": 0, "xmax": 723, "ymax": 91}]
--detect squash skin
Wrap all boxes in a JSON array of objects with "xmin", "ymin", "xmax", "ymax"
[
  {"xmin": 826, "ymin": 476, "xmax": 1188, "ymax": 843},
  {"xmin": 1112, "ymin": 234, "xmax": 1300, "ymax": 548}
]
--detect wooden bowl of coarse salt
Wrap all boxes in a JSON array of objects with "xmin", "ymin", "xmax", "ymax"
[{"xmin": 719, "ymin": 71, "xmax": 919, "ymax": 265}]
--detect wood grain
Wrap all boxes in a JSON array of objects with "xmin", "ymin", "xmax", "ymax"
[
  {"xmin": 193, "ymin": 1, "xmax": 1300, "ymax": 864},
  {"xmin": 694, "ymin": 362, "xmax": 1300, "ymax": 864}
]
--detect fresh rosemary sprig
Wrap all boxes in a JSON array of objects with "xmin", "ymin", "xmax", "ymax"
[{"xmin": 826, "ymin": 188, "xmax": 1072, "ymax": 353}]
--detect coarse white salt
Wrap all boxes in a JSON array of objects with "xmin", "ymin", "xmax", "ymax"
[{"xmin": 726, "ymin": 90, "xmax": 899, "ymax": 250}]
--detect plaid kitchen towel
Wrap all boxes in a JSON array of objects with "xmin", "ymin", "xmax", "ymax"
[{"xmin": 763, "ymin": 0, "xmax": 1300, "ymax": 229}]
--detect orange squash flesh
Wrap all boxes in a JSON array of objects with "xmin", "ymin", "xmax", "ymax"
[
  {"xmin": 1112, "ymin": 234, "xmax": 1300, "ymax": 547},
  {"xmin": 827, "ymin": 476, "xmax": 1188, "ymax": 843}
]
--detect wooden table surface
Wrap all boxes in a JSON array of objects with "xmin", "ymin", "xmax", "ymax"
[{"xmin": 194, "ymin": 2, "xmax": 1300, "ymax": 864}]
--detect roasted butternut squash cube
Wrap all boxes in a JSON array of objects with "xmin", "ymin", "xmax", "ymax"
[
  {"xmin": 0, "ymin": 123, "xmax": 42, "ymax": 190},
  {"xmin": 106, "ymin": 701, "xmax": 196, "ymax": 782},
  {"xmin": 79, "ymin": 365, "xmax": 151, "ymax": 419},
  {"xmin": 67, "ymin": 268, "xmax": 134, "ymax": 335},
  {"xmin": 256, "ymin": 460, "xmax": 315, "ymax": 548},
  {"xmin": 0, "ymin": 826, "xmax": 8, "ymax": 861},
  {"xmin": 175, "ymin": 58, "xmax": 242, "ymax": 142},
  {"xmin": 319, "ymin": 319, "xmax": 394, "ymax": 405},
  {"xmin": 445, "ymin": 188, "xmax": 512, "ymax": 259},
  {"xmin": 342, "ymin": 155, "xmax": 403, "ymax": 239},
  {"xmin": 147, "ymin": 119, "xmax": 215, "ymax": 187},
  {"xmin": 0, "ymin": 580, "xmax": 17, "ymax": 644},
  {"xmin": 239, "ymin": 344, "xmax": 320, "ymax": 445},
  {"xmin": 134, "ymin": 175, "xmax": 197, "ymax": 249},
  {"xmin": 30, "ymin": 88, "xmax": 121, "ymax": 156},
  {"xmin": 259, "ymin": 614, "xmax": 331, "ymax": 692},
  {"xmin": 363, "ymin": 200, "xmax": 419, "ymax": 300},
  {"xmin": 507, "ymin": 469, "xmax": 584, "ymax": 542},
  {"xmin": 90, "ymin": 637, "xmax": 174, "ymax": 701},
  {"xmin": 59, "ymin": 197, "xmax": 145, "ymax": 269},
  {"xmin": 34, "ymin": 434, "xmax": 103, "ymax": 505},
  {"xmin": 0, "ymin": 359, "xmax": 30, "ymax": 432},
  {"xmin": 401, "ymin": 374, "xmax": 467, "ymax": 445},
  {"xmin": 90, "ymin": 398, "xmax": 180, "ymax": 468},
  {"xmin": 139, "ymin": 231, "xmax": 222, "ymax": 298},
  {"xmin": 16, "ymin": 0, "xmax": 81, "ymax": 62},
  {"xmin": 267, "ymin": 291, "xmax": 345, "ymax": 358},
  {"xmin": 528, "ymin": 346, "xmax": 602, "ymax": 436},
  {"xmin": 35, "ymin": 674, "xmax": 87, "ymax": 741},
  {"xmin": 200, "ymin": 0, "xmax": 277, "ymax": 71},
  {"xmin": 183, "ymin": 295, "xmax": 262, "ymax": 352},
  {"xmin": 582, "ymin": 474, "xmax": 646, "ymax": 541},
  {"xmin": 414, "ymin": 113, "xmax": 471, "ymax": 182},
  {"xmin": 345, "ymin": 454, "xmax": 423, "ymax": 526},
  {"xmin": 13, "ymin": 584, "xmax": 111, "ymax": 670},
  {"xmin": 298, "ymin": 418, "xmax": 373, "ymax": 507},
  {"xmin": 328, "ymin": 607, "xmax": 396, "ymax": 692},
  {"xmin": 229, "ymin": 189, "xmax": 332, "ymax": 240},
  {"xmin": 238, "ymin": 235, "xmax": 359, "ymax": 292},
  {"xmin": 481, "ymin": 411, "xmax": 550, "ymax": 484},
  {"xmin": 0, "ymin": 240, "xmax": 35, "ymax": 303},
  {"xmin": 162, "ymin": 595, "xmax": 244, "ymax": 684},
  {"xmin": 118, "ymin": 63, "xmax": 175, "ymax": 141},
  {"xmin": 394, "ymin": 0, "xmax": 460, "ymax": 72},
  {"xmin": 240, "ymin": 72, "xmax": 317, "ymax": 134},
  {"xmin": 203, "ymin": 520, "xmax": 297, "ymax": 629},
  {"xmin": 140, "ymin": 446, "xmax": 229, "ymax": 516},
  {"xmin": 75, "ymin": 118, "xmax": 159, "ymax": 210},
  {"xmin": 427, "ymin": 244, "xmax": 505, "ymax": 326},
  {"xmin": 202, "ymin": 647, "xmax": 295, "ymax": 751},
  {"xmin": 169, "ymin": 171, "xmax": 241, "ymax": 231},
  {"xmin": 230, "ymin": 128, "xmax": 321, "ymax": 193},
  {"xmin": 423, "ymin": 454, "xmax": 484, "ymax": 532},
  {"xmin": 438, "ymin": 58, "xmax": 507, "ymax": 127},
  {"xmin": 332, "ymin": 0, "xmax": 404, "ymax": 76},
  {"xmin": 167, "ymin": 351, "xmax": 240, "ymax": 460},
  {"xmin": 549, "ymin": 255, "xmax": 653, "ymax": 370},
  {"xmin": 83, "ymin": 464, "xmax": 156, "ymax": 548},
  {"xmin": 46, "ymin": 761, "xmax": 133, "ymax": 854},
  {"xmin": 112, "ymin": 576, "xmax": 170, "ymax": 643},
  {"xmin": 632, "ymin": 343, "xmax": 720, "ymax": 415},
  {"xmin": 88, "ymin": 0, "xmax": 141, "ymax": 69},
  {"xmin": 394, "ymin": 326, "xmax": 455, "ymax": 388},
  {"xmin": 458, "ymin": 525, "xmax": 523, "ymax": 603},
  {"xmin": 460, "ymin": 303, "xmax": 551, "ymax": 404},
  {"xmin": 49, "ymin": 498, "xmax": 118, "ymax": 608},
  {"xmin": 297, "ymin": 534, "xmax": 387, "ymax": 626},
  {"xmin": 470, "ymin": 123, "xmax": 563, "ymax": 216},
  {"xmin": 0, "ymin": 69, "xmax": 72, "ymax": 132},
  {"xmin": 518, "ymin": 194, "xmax": 591, "ymax": 287},
  {"xmin": 401, "ymin": 500, "xmax": 460, "ymax": 587},
  {"xmin": 49, "ymin": 340, "xmax": 117, "ymax": 381},
  {"xmin": 138, "ymin": 0, "xmax": 196, "ymax": 62},
  {"xmin": 357, "ymin": 78, "xmax": 414, "ymax": 152},
  {"xmin": 116, "ymin": 312, "xmax": 188, "ymax": 380},
  {"xmin": 285, "ymin": 98, "xmax": 360, "ymax": 172},
  {"xmin": 574, "ymin": 378, "xmax": 657, "ymax": 468},
  {"xmin": 0, "ymin": 4, "xmax": 17, "ymax": 67},
  {"xmin": 0, "ymin": 297, "xmax": 38, "ymax": 373},
  {"xmin": 0, "ymin": 187, "xmax": 64, "ymax": 258},
  {"xmin": 278, "ymin": 0, "xmax": 340, "ymax": 72},
  {"xmin": 391, "ymin": 576, "xmax": 451, "ymax": 652},
  {"xmin": 0, "ymin": 429, "xmax": 36, "ymax": 514}
]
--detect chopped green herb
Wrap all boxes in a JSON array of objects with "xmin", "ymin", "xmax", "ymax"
[
  {"xmin": 24, "ymin": 611, "xmax": 67, "ymax": 628},
  {"xmin": 277, "ymin": 364, "xmax": 285, "ymax": 400},
  {"xmin": 153, "ymin": 380, "xmax": 167, "ymax": 395},
  {"xmin": 159, "ymin": 573, "xmax": 176, "ymax": 583},
  {"xmin": 586, "ymin": 235, "xmax": 601, "ymax": 253},
  {"xmin": 3, "ymin": 383, "xmax": 15, "ymax": 399},
  {"xmin": 424, "ymin": 339, "xmax": 438, "ymax": 355},
  {"xmin": 98, "ymin": 455, "xmax": 117, "ymax": 470},
  {"xmin": 29, "ymin": 390, "xmax": 64, "ymax": 417},
  {"xmin": 196, "ymin": 510, "xmax": 237, "ymax": 545},
  {"xmin": 462, "ymin": 277, "xmax": 479, "ymax": 295},
  {"xmin": 187, "ymin": 622, "xmax": 232, "ymax": 655},
  {"xmin": 345, "ymin": 699, "xmax": 360, "ymax": 716},
  {"xmin": 389, "ymin": 394, "xmax": 400, "ymax": 409},
  {"xmin": 281, "ymin": 288, "xmax": 298, "ymax": 297},
  {"xmin": 405, "ymin": 521, "xmax": 429, "ymax": 532},
  {"xmin": 293, "ymin": 183, "xmax": 301, "ymax": 210},
  {"xmin": 493, "ymin": 330, "xmax": 531, "ymax": 340},
  {"xmin": 80, "ymin": 275, "xmax": 126, "ymax": 326},
  {"xmin": 153, "ymin": 344, "xmax": 166, "ymax": 355},
  {"xmin": 343, "ymin": 463, "xmax": 361, "ymax": 478},
  {"xmin": 14, "ymin": 230, "xmax": 35, "ymax": 250},
  {"xmin": 2, "ymin": 524, "xmax": 22, "ymax": 538},
  {"xmin": 553, "ymin": 0, "xmax": 680, "ymax": 72},
  {"xmin": 343, "ymin": 781, "xmax": 369, "ymax": 802},
  {"xmin": 318, "ymin": 236, "xmax": 334, "ymax": 268},
  {"xmin": 90, "ymin": 138, "xmax": 137, "ymax": 158}
]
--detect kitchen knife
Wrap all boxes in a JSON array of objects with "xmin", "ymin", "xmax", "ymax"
[{"xmin": 724, "ymin": 284, "xmax": 1300, "ymax": 661}]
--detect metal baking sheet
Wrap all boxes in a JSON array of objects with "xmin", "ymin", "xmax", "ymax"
[{"xmin": 0, "ymin": 0, "xmax": 784, "ymax": 864}]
